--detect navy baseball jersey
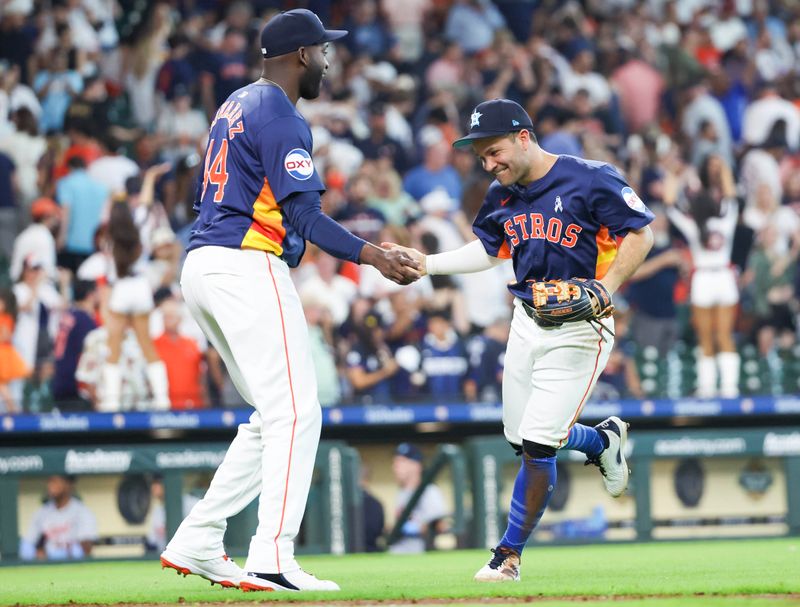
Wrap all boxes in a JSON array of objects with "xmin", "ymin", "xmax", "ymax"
[
  {"xmin": 188, "ymin": 83, "xmax": 325, "ymax": 267},
  {"xmin": 472, "ymin": 155, "xmax": 654, "ymax": 304}
]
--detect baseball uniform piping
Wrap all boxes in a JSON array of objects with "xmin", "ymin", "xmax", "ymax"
[
  {"xmin": 266, "ymin": 253, "xmax": 298, "ymax": 573},
  {"xmin": 562, "ymin": 335, "xmax": 604, "ymax": 444}
]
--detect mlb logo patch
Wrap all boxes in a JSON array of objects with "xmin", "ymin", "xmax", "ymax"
[
  {"xmin": 620, "ymin": 186, "xmax": 645, "ymax": 212},
  {"xmin": 284, "ymin": 148, "xmax": 314, "ymax": 180}
]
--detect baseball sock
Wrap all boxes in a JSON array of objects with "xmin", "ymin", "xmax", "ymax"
[
  {"xmin": 498, "ymin": 454, "xmax": 556, "ymax": 555},
  {"xmin": 561, "ymin": 423, "xmax": 607, "ymax": 457}
]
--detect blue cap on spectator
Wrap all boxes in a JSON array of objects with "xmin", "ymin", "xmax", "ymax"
[
  {"xmin": 395, "ymin": 442, "xmax": 423, "ymax": 463},
  {"xmin": 453, "ymin": 99, "xmax": 534, "ymax": 148},
  {"xmin": 260, "ymin": 9, "xmax": 347, "ymax": 58}
]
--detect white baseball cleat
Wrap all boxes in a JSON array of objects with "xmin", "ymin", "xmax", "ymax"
[
  {"xmin": 474, "ymin": 546, "xmax": 521, "ymax": 582},
  {"xmin": 586, "ymin": 416, "xmax": 630, "ymax": 497},
  {"xmin": 239, "ymin": 569, "xmax": 340, "ymax": 592},
  {"xmin": 160, "ymin": 549, "xmax": 244, "ymax": 588}
]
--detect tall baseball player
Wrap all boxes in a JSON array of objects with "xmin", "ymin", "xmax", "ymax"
[
  {"xmin": 386, "ymin": 99, "xmax": 654, "ymax": 581},
  {"xmin": 159, "ymin": 9, "xmax": 418, "ymax": 592}
]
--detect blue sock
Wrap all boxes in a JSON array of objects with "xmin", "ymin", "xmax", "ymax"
[
  {"xmin": 498, "ymin": 454, "xmax": 556, "ymax": 555},
  {"xmin": 561, "ymin": 423, "xmax": 606, "ymax": 457}
]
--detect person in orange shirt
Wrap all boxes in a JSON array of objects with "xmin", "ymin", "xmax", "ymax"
[
  {"xmin": 0, "ymin": 290, "xmax": 31, "ymax": 413},
  {"xmin": 153, "ymin": 299, "xmax": 206, "ymax": 409}
]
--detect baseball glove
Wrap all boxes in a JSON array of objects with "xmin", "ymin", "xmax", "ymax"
[{"xmin": 528, "ymin": 278, "xmax": 615, "ymax": 333}]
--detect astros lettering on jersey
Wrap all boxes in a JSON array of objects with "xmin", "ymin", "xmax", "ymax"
[
  {"xmin": 472, "ymin": 155, "xmax": 655, "ymax": 303},
  {"xmin": 189, "ymin": 84, "xmax": 325, "ymax": 267}
]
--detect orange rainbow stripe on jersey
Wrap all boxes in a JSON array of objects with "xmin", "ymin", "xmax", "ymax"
[
  {"xmin": 594, "ymin": 226, "xmax": 617, "ymax": 279},
  {"xmin": 241, "ymin": 177, "xmax": 286, "ymax": 254}
]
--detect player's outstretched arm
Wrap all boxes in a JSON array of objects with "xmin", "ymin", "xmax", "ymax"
[
  {"xmin": 381, "ymin": 239, "xmax": 505, "ymax": 276},
  {"xmin": 360, "ymin": 243, "xmax": 420, "ymax": 285},
  {"xmin": 599, "ymin": 225, "xmax": 654, "ymax": 294},
  {"xmin": 280, "ymin": 192, "xmax": 420, "ymax": 285}
]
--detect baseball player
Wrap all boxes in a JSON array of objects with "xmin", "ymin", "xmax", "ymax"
[
  {"xmin": 160, "ymin": 9, "xmax": 418, "ymax": 592},
  {"xmin": 386, "ymin": 99, "xmax": 654, "ymax": 581}
]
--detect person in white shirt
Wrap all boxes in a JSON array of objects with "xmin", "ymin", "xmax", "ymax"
[
  {"xmin": 19, "ymin": 475, "xmax": 98, "ymax": 561},
  {"xmin": 663, "ymin": 155, "xmax": 740, "ymax": 398},
  {"xmin": 87, "ymin": 135, "xmax": 141, "ymax": 199},
  {"xmin": 742, "ymin": 84, "xmax": 800, "ymax": 151},
  {"xmin": 0, "ymin": 107, "xmax": 46, "ymax": 208},
  {"xmin": 10, "ymin": 198, "xmax": 61, "ymax": 283}
]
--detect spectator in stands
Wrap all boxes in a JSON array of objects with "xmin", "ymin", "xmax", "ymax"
[
  {"xmin": 87, "ymin": 135, "xmax": 140, "ymax": 199},
  {"xmin": 154, "ymin": 85, "xmax": 208, "ymax": 163},
  {"xmin": 681, "ymin": 79, "xmax": 734, "ymax": 168},
  {"xmin": 12, "ymin": 255, "xmax": 63, "ymax": 405},
  {"xmin": 145, "ymin": 227, "xmax": 181, "ymax": 293},
  {"xmin": 100, "ymin": 202, "xmax": 170, "ymax": 412},
  {"xmin": 56, "ymin": 156, "xmax": 109, "ymax": 273},
  {"xmin": 402, "ymin": 128, "xmax": 462, "ymax": 205},
  {"xmin": 155, "ymin": 33, "xmax": 198, "ymax": 102},
  {"xmin": 302, "ymin": 294, "xmax": 342, "ymax": 407},
  {"xmin": 740, "ymin": 121, "xmax": 787, "ymax": 219},
  {"xmin": 366, "ymin": 166, "xmax": 418, "ymax": 227},
  {"xmin": 343, "ymin": 0, "xmax": 395, "ymax": 59},
  {"xmin": 63, "ymin": 75, "xmax": 112, "ymax": 140},
  {"xmin": 10, "ymin": 198, "xmax": 60, "ymax": 284},
  {"xmin": 664, "ymin": 157, "xmax": 740, "ymax": 398},
  {"xmin": 444, "ymin": 0, "xmax": 505, "ymax": 55},
  {"xmin": 153, "ymin": 298, "xmax": 206, "ymax": 409},
  {"xmin": 32, "ymin": 49, "xmax": 82, "ymax": 134},
  {"xmin": 389, "ymin": 442, "xmax": 448, "ymax": 554},
  {"xmin": 743, "ymin": 224, "xmax": 799, "ymax": 355},
  {"xmin": 344, "ymin": 302, "xmax": 399, "ymax": 404},
  {"xmin": 626, "ymin": 204, "xmax": 685, "ymax": 356},
  {"xmin": 419, "ymin": 308, "xmax": 468, "ymax": 401},
  {"xmin": 0, "ymin": 289, "xmax": 30, "ymax": 414},
  {"xmin": 0, "ymin": 107, "xmax": 46, "ymax": 211},
  {"xmin": 19, "ymin": 474, "xmax": 98, "ymax": 561},
  {"xmin": 125, "ymin": 3, "xmax": 172, "ymax": 129},
  {"xmin": 334, "ymin": 172, "xmax": 387, "ymax": 244},
  {"xmin": 75, "ymin": 323, "xmax": 150, "ymax": 411},
  {"xmin": 52, "ymin": 280, "xmax": 97, "ymax": 411},
  {"xmin": 742, "ymin": 81, "xmax": 800, "ymax": 152},
  {"xmin": 0, "ymin": 148, "xmax": 18, "ymax": 261},
  {"xmin": 200, "ymin": 27, "xmax": 249, "ymax": 118},
  {"xmin": 357, "ymin": 100, "xmax": 411, "ymax": 174},
  {"xmin": 464, "ymin": 319, "xmax": 507, "ymax": 402}
]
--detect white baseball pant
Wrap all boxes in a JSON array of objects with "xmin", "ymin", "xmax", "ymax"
[
  {"xmin": 168, "ymin": 246, "xmax": 321, "ymax": 574},
  {"xmin": 502, "ymin": 299, "xmax": 614, "ymax": 448}
]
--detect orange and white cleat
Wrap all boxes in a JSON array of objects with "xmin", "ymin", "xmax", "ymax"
[{"xmin": 160, "ymin": 549, "xmax": 244, "ymax": 588}]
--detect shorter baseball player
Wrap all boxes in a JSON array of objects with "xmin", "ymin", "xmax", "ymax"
[{"xmin": 386, "ymin": 99, "xmax": 654, "ymax": 581}]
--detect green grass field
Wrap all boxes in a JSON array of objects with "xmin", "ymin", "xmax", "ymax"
[{"xmin": 1, "ymin": 538, "xmax": 798, "ymax": 607}]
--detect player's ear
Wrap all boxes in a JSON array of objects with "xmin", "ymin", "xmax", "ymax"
[{"xmin": 297, "ymin": 46, "xmax": 310, "ymax": 68}]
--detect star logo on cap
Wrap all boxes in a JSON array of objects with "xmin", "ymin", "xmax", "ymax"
[{"xmin": 470, "ymin": 110, "xmax": 482, "ymax": 128}]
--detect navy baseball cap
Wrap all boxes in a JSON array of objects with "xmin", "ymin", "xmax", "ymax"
[
  {"xmin": 260, "ymin": 9, "xmax": 348, "ymax": 58},
  {"xmin": 453, "ymin": 99, "xmax": 534, "ymax": 148},
  {"xmin": 395, "ymin": 442, "xmax": 423, "ymax": 463}
]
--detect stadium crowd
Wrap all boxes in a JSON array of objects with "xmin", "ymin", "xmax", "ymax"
[{"xmin": 0, "ymin": 0, "xmax": 799, "ymax": 414}]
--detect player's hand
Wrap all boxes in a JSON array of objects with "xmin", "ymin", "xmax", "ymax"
[
  {"xmin": 380, "ymin": 242, "xmax": 427, "ymax": 276},
  {"xmin": 360, "ymin": 243, "xmax": 420, "ymax": 285}
]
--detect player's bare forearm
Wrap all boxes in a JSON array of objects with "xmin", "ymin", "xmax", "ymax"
[{"xmin": 599, "ymin": 225, "xmax": 654, "ymax": 294}]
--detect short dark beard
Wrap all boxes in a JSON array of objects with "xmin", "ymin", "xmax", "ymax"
[{"xmin": 299, "ymin": 62, "xmax": 324, "ymax": 99}]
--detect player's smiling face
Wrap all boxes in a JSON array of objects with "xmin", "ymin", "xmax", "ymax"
[
  {"xmin": 472, "ymin": 131, "xmax": 529, "ymax": 186},
  {"xmin": 298, "ymin": 43, "xmax": 330, "ymax": 100}
]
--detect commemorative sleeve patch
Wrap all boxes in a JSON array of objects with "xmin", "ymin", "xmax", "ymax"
[{"xmin": 620, "ymin": 186, "xmax": 646, "ymax": 212}]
